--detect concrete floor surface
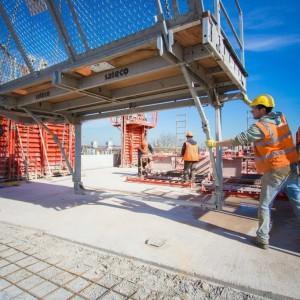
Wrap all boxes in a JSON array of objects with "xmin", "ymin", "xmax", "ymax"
[{"xmin": 0, "ymin": 167, "xmax": 299, "ymax": 299}]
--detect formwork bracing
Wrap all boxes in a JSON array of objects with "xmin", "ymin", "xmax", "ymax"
[{"xmin": 0, "ymin": 0, "xmax": 247, "ymax": 209}]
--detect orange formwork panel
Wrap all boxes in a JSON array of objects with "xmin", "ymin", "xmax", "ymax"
[
  {"xmin": 112, "ymin": 113, "xmax": 157, "ymax": 167},
  {"xmin": 0, "ymin": 117, "xmax": 74, "ymax": 181}
]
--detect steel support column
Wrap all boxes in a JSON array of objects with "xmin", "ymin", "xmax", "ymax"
[
  {"xmin": 73, "ymin": 121, "xmax": 83, "ymax": 193},
  {"xmin": 181, "ymin": 65, "xmax": 221, "ymax": 209},
  {"xmin": 215, "ymin": 105, "xmax": 223, "ymax": 209}
]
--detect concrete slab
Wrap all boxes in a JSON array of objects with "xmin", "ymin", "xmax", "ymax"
[{"xmin": 0, "ymin": 167, "xmax": 299, "ymax": 299}]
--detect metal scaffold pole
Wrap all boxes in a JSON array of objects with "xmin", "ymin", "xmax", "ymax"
[
  {"xmin": 215, "ymin": 104, "xmax": 223, "ymax": 209},
  {"xmin": 74, "ymin": 121, "xmax": 83, "ymax": 193},
  {"xmin": 181, "ymin": 65, "xmax": 222, "ymax": 209}
]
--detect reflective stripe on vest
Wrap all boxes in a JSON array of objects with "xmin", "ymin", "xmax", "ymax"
[
  {"xmin": 255, "ymin": 146, "xmax": 296, "ymax": 161},
  {"xmin": 183, "ymin": 142, "xmax": 199, "ymax": 161},
  {"xmin": 254, "ymin": 114, "xmax": 298, "ymax": 173},
  {"xmin": 255, "ymin": 130, "xmax": 292, "ymax": 147}
]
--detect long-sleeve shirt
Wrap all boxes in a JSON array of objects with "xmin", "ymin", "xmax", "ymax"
[{"xmin": 231, "ymin": 112, "xmax": 286, "ymax": 146}]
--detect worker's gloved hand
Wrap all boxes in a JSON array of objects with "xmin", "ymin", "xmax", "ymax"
[
  {"xmin": 205, "ymin": 139, "xmax": 217, "ymax": 148},
  {"xmin": 242, "ymin": 93, "xmax": 251, "ymax": 106}
]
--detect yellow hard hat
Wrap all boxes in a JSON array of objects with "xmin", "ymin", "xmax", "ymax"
[
  {"xmin": 186, "ymin": 131, "xmax": 193, "ymax": 137},
  {"xmin": 250, "ymin": 94, "xmax": 275, "ymax": 108}
]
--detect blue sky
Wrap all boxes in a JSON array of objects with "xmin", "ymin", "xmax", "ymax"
[{"xmin": 81, "ymin": 1, "xmax": 300, "ymax": 146}]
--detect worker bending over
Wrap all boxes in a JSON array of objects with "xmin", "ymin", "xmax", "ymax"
[
  {"xmin": 206, "ymin": 94, "xmax": 300, "ymax": 249},
  {"xmin": 137, "ymin": 132, "xmax": 153, "ymax": 176},
  {"xmin": 181, "ymin": 131, "xmax": 200, "ymax": 182}
]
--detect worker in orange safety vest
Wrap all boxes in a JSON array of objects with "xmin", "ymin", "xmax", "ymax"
[
  {"xmin": 137, "ymin": 132, "xmax": 153, "ymax": 176},
  {"xmin": 206, "ymin": 94, "xmax": 300, "ymax": 249},
  {"xmin": 181, "ymin": 131, "xmax": 200, "ymax": 182}
]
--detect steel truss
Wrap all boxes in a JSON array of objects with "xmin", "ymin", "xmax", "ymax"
[{"xmin": 0, "ymin": 0, "xmax": 247, "ymax": 209}]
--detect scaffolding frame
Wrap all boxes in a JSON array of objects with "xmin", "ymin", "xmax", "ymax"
[{"xmin": 0, "ymin": 0, "xmax": 247, "ymax": 209}]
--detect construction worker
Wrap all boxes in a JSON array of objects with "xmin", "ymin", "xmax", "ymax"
[
  {"xmin": 206, "ymin": 94, "xmax": 300, "ymax": 249},
  {"xmin": 137, "ymin": 132, "xmax": 153, "ymax": 176},
  {"xmin": 181, "ymin": 131, "xmax": 200, "ymax": 182}
]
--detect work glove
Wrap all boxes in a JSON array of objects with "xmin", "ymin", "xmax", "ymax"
[
  {"xmin": 205, "ymin": 139, "xmax": 217, "ymax": 148},
  {"xmin": 242, "ymin": 93, "xmax": 251, "ymax": 106}
]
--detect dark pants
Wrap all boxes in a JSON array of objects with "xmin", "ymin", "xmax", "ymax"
[
  {"xmin": 184, "ymin": 161, "xmax": 197, "ymax": 182},
  {"xmin": 138, "ymin": 155, "xmax": 150, "ymax": 176}
]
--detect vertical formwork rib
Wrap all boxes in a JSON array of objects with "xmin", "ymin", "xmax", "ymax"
[
  {"xmin": 0, "ymin": 4, "xmax": 34, "ymax": 72},
  {"xmin": 22, "ymin": 108, "xmax": 74, "ymax": 176}
]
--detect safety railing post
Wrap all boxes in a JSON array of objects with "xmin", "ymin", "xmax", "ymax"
[{"xmin": 214, "ymin": 0, "xmax": 221, "ymax": 32}]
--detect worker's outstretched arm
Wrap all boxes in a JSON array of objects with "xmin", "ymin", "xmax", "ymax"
[
  {"xmin": 206, "ymin": 139, "xmax": 234, "ymax": 148},
  {"xmin": 241, "ymin": 93, "xmax": 251, "ymax": 106}
]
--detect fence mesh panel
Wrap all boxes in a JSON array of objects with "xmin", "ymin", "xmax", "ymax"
[{"xmin": 0, "ymin": 0, "xmax": 197, "ymax": 85}]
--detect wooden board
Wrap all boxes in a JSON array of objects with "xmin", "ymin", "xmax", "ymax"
[
  {"xmin": 71, "ymin": 45, "xmax": 157, "ymax": 77},
  {"xmin": 213, "ymin": 73, "xmax": 230, "ymax": 83},
  {"xmin": 198, "ymin": 58, "xmax": 218, "ymax": 69},
  {"xmin": 11, "ymin": 81, "xmax": 52, "ymax": 96},
  {"xmin": 109, "ymin": 48, "xmax": 158, "ymax": 68},
  {"xmin": 174, "ymin": 25, "xmax": 202, "ymax": 47}
]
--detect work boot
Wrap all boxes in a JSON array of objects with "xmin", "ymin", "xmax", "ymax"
[{"xmin": 250, "ymin": 237, "xmax": 269, "ymax": 250}]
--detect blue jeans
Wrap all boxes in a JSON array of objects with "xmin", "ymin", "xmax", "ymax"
[{"xmin": 256, "ymin": 169, "xmax": 300, "ymax": 243}]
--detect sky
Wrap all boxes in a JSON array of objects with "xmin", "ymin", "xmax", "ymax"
[{"xmin": 82, "ymin": 0, "xmax": 300, "ymax": 146}]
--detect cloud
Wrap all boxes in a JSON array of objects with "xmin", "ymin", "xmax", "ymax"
[
  {"xmin": 245, "ymin": 35, "xmax": 300, "ymax": 52},
  {"xmin": 244, "ymin": 7, "xmax": 288, "ymax": 31}
]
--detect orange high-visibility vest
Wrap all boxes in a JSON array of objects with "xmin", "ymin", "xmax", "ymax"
[
  {"xmin": 183, "ymin": 142, "xmax": 199, "ymax": 162},
  {"xmin": 140, "ymin": 139, "xmax": 148, "ymax": 154},
  {"xmin": 254, "ymin": 114, "xmax": 298, "ymax": 174}
]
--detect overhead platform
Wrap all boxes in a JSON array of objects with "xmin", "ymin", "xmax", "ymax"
[
  {"xmin": 0, "ymin": 0, "xmax": 246, "ymax": 123},
  {"xmin": 0, "ymin": 0, "xmax": 248, "ymax": 209}
]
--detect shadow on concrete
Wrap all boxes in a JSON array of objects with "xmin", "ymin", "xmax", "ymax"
[{"xmin": 0, "ymin": 181, "xmax": 299, "ymax": 255}]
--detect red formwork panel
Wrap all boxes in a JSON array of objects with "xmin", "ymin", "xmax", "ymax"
[{"xmin": 0, "ymin": 117, "xmax": 74, "ymax": 181}]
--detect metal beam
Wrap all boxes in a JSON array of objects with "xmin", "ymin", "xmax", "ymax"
[
  {"xmin": 51, "ymin": 75, "xmax": 187, "ymax": 112},
  {"xmin": 0, "ymin": 27, "xmax": 159, "ymax": 93},
  {"xmin": 45, "ymin": 0, "xmax": 76, "ymax": 61},
  {"xmin": 72, "ymin": 86, "xmax": 207, "ymax": 115},
  {"xmin": 80, "ymin": 99, "xmax": 195, "ymax": 122},
  {"xmin": 0, "ymin": 4, "xmax": 34, "ymax": 72},
  {"xmin": 15, "ymin": 55, "xmax": 175, "ymax": 107},
  {"xmin": 184, "ymin": 44, "xmax": 213, "ymax": 63},
  {"xmin": 53, "ymin": 72, "xmax": 115, "ymax": 103},
  {"xmin": 111, "ymin": 75, "xmax": 187, "ymax": 99},
  {"xmin": 65, "ymin": 0, "xmax": 89, "ymax": 51}
]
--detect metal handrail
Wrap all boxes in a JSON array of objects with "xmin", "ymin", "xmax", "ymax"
[{"xmin": 213, "ymin": 0, "xmax": 245, "ymax": 66}]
